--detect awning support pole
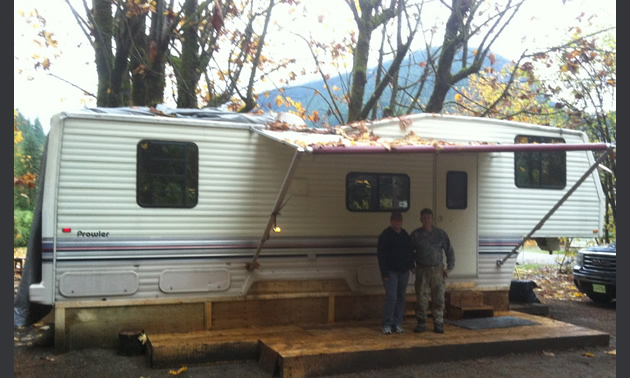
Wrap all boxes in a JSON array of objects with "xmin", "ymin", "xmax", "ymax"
[
  {"xmin": 247, "ymin": 150, "xmax": 302, "ymax": 271},
  {"xmin": 497, "ymin": 146, "xmax": 614, "ymax": 266}
]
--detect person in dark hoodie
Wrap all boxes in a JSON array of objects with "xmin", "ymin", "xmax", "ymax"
[{"xmin": 377, "ymin": 211, "xmax": 414, "ymax": 334}]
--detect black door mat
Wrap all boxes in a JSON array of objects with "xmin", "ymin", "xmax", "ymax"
[{"xmin": 445, "ymin": 316, "xmax": 540, "ymax": 330}]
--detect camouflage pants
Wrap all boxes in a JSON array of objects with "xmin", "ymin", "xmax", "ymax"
[{"xmin": 414, "ymin": 264, "xmax": 445, "ymax": 324}]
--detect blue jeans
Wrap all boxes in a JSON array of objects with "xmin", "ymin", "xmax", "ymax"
[{"xmin": 382, "ymin": 270, "xmax": 410, "ymax": 328}]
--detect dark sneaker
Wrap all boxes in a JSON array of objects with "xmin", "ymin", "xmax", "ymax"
[
  {"xmin": 413, "ymin": 323, "xmax": 426, "ymax": 333},
  {"xmin": 382, "ymin": 325, "xmax": 392, "ymax": 334},
  {"xmin": 434, "ymin": 323, "xmax": 444, "ymax": 333},
  {"xmin": 393, "ymin": 325, "xmax": 404, "ymax": 334}
]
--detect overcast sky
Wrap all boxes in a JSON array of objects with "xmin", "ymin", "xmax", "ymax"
[{"xmin": 14, "ymin": 0, "xmax": 615, "ymax": 133}]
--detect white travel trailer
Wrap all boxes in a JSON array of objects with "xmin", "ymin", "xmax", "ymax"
[{"xmin": 16, "ymin": 107, "xmax": 612, "ymax": 349}]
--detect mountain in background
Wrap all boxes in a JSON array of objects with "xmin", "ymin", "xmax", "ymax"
[{"xmin": 256, "ymin": 49, "xmax": 512, "ymax": 127}]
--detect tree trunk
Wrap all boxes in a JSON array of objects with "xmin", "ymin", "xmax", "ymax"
[
  {"xmin": 92, "ymin": 0, "xmax": 113, "ymax": 107},
  {"xmin": 177, "ymin": 0, "xmax": 201, "ymax": 108},
  {"xmin": 424, "ymin": 0, "xmax": 463, "ymax": 113},
  {"xmin": 130, "ymin": 17, "xmax": 148, "ymax": 106},
  {"xmin": 361, "ymin": 36, "xmax": 412, "ymax": 120},
  {"xmin": 108, "ymin": 6, "xmax": 143, "ymax": 107},
  {"xmin": 144, "ymin": 0, "xmax": 176, "ymax": 107},
  {"xmin": 347, "ymin": 30, "xmax": 370, "ymax": 123}
]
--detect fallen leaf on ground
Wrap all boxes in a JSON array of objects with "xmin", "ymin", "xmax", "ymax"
[
  {"xmin": 169, "ymin": 366, "xmax": 188, "ymax": 375},
  {"xmin": 542, "ymin": 351, "xmax": 555, "ymax": 357},
  {"xmin": 583, "ymin": 352, "xmax": 595, "ymax": 357},
  {"xmin": 605, "ymin": 350, "xmax": 616, "ymax": 355},
  {"xmin": 138, "ymin": 332, "xmax": 147, "ymax": 345}
]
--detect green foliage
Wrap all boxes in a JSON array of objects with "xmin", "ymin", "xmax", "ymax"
[
  {"xmin": 14, "ymin": 111, "xmax": 46, "ymax": 249},
  {"xmin": 604, "ymin": 206, "xmax": 616, "ymax": 242},
  {"xmin": 14, "ymin": 111, "xmax": 46, "ymax": 212},
  {"xmin": 14, "ymin": 210, "xmax": 33, "ymax": 248}
]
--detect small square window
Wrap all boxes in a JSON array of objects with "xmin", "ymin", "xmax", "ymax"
[{"xmin": 137, "ymin": 140, "xmax": 199, "ymax": 208}]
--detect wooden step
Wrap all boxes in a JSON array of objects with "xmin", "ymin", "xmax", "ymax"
[
  {"xmin": 446, "ymin": 290, "xmax": 485, "ymax": 307},
  {"xmin": 146, "ymin": 325, "xmax": 311, "ymax": 369},
  {"xmin": 446, "ymin": 305, "xmax": 494, "ymax": 320}
]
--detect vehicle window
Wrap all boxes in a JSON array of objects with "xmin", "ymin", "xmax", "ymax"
[
  {"xmin": 346, "ymin": 172, "xmax": 410, "ymax": 212},
  {"xmin": 514, "ymin": 135, "xmax": 566, "ymax": 189},
  {"xmin": 137, "ymin": 140, "xmax": 199, "ymax": 208}
]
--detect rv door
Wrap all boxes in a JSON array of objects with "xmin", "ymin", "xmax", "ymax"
[{"xmin": 435, "ymin": 153, "xmax": 478, "ymax": 277}]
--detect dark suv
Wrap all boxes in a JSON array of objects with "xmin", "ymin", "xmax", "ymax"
[{"xmin": 573, "ymin": 241, "xmax": 616, "ymax": 303}]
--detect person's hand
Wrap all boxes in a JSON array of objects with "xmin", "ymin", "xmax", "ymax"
[{"xmin": 443, "ymin": 269, "xmax": 450, "ymax": 278}]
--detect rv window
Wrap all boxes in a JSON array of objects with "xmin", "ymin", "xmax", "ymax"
[
  {"xmin": 514, "ymin": 135, "xmax": 566, "ymax": 189},
  {"xmin": 446, "ymin": 171, "xmax": 467, "ymax": 209},
  {"xmin": 346, "ymin": 173, "xmax": 410, "ymax": 212},
  {"xmin": 137, "ymin": 140, "xmax": 199, "ymax": 208}
]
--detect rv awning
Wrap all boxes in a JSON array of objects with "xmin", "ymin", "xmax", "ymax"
[
  {"xmin": 252, "ymin": 127, "xmax": 612, "ymax": 154},
  {"xmin": 248, "ymin": 125, "xmax": 614, "ymax": 272},
  {"xmin": 305, "ymin": 142, "xmax": 612, "ymax": 154}
]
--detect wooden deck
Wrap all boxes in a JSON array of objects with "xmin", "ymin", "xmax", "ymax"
[{"xmin": 146, "ymin": 310, "xmax": 609, "ymax": 377}]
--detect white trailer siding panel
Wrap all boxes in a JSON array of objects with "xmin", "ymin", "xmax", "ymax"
[
  {"xmin": 55, "ymin": 117, "xmax": 292, "ymax": 238},
  {"xmin": 272, "ymin": 153, "xmax": 434, "ymax": 236},
  {"xmin": 371, "ymin": 115, "xmax": 603, "ymax": 239},
  {"xmin": 51, "ymin": 253, "xmax": 392, "ymax": 302},
  {"xmin": 476, "ymin": 254, "xmax": 518, "ymax": 289},
  {"xmin": 477, "ymin": 149, "xmax": 603, "ymax": 238}
]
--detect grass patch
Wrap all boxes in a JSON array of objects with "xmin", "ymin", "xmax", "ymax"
[{"xmin": 515, "ymin": 263, "xmax": 544, "ymax": 271}]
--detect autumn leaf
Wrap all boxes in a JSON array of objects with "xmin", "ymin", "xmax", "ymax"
[
  {"xmin": 398, "ymin": 116, "xmax": 412, "ymax": 132},
  {"xmin": 169, "ymin": 366, "xmax": 188, "ymax": 375},
  {"xmin": 583, "ymin": 352, "xmax": 595, "ymax": 357},
  {"xmin": 605, "ymin": 350, "xmax": 616, "ymax": 356},
  {"xmin": 138, "ymin": 332, "xmax": 147, "ymax": 345},
  {"xmin": 275, "ymin": 95, "xmax": 285, "ymax": 107},
  {"xmin": 41, "ymin": 58, "xmax": 51, "ymax": 70}
]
